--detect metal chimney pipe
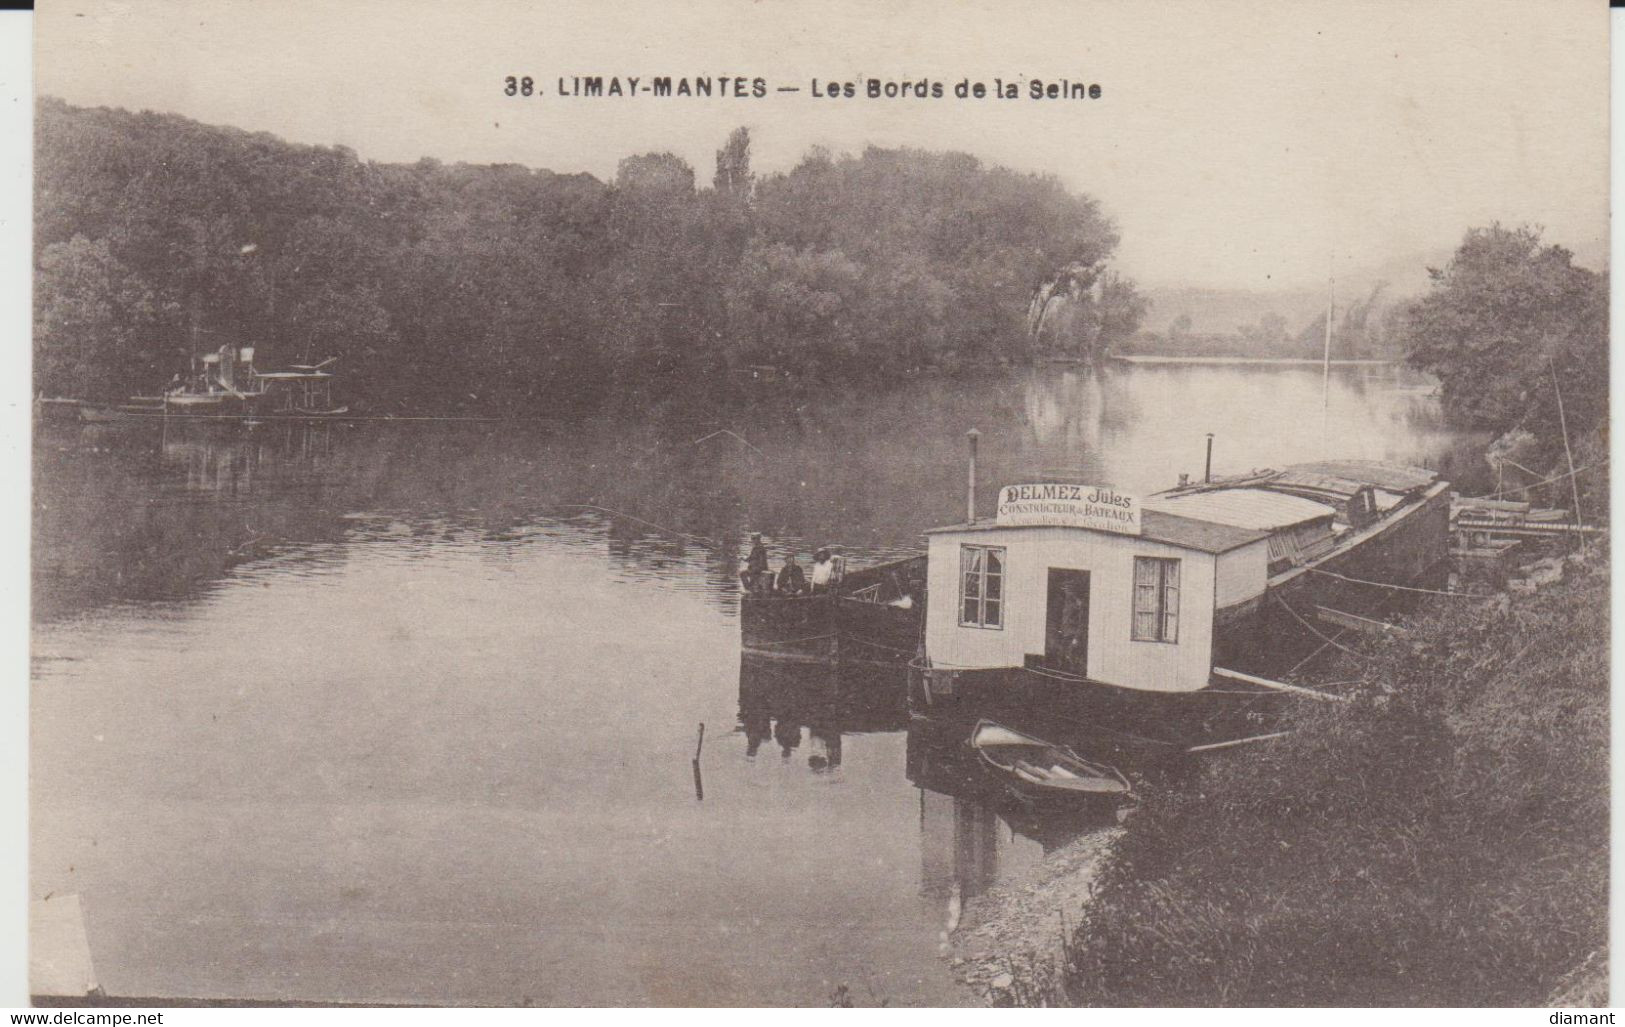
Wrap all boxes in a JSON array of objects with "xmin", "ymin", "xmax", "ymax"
[
  {"xmin": 1204, "ymin": 433, "xmax": 1215, "ymax": 483},
  {"xmin": 966, "ymin": 428, "xmax": 981, "ymax": 523}
]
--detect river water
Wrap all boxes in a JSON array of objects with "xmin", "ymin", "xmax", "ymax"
[{"xmin": 30, "ymin": 364, "xmax": 1477, "ymax": 1006}]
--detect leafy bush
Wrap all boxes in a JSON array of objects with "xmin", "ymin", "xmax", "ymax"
[{"xmin": 1057, "ymin": 555, "xmax": 1608, "ymax": 1006}]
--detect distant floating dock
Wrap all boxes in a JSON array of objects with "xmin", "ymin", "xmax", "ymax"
[{"xmin": 1109, "ymin": 355, "xmax": 1398, "ymax": 367}]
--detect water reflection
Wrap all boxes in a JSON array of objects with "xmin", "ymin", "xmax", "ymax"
[
  {"xmin": 32, "ymin": 364, "xmax": 1479, "ymax": 1005},
  {"xmin": 736, "ymin": 655, "xmax": 909, "ymax": 767},
  {"xmin": 35, "ymin": 363, "xmax": 1481, "ymax": 627},
  {"xmin": 906, "ymin": 716, "xmax": 1118, "ymax": 923}
]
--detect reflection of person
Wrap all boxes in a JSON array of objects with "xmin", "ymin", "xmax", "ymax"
[
  {"xmin": 810, "ymin": 549, "xmax": 835, "ymax": 593},
  {"xmin": 743, "ymin": 534, "xmax": 770, "ymax": 593},
  {"xmin": 776, "ymin": 555, "xmax": 807, "ymax": 595},
  {"xmin": 741, "ymin": 705, "xmax": 772, "ymax": 758},
  {"xmin": 808, "ymin": 725, "xmax": 843, "ymax": 772},
  {"xmin": 774, "ymin": 717, "xmax": 802, "ymax": 758}
]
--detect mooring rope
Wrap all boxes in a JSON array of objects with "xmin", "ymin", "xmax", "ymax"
[
  {"xmin": 1466, "ymin": 458, "xmax": 1608, "ymax": 501},
  {"xmin": 1270, "ymin": 593, "xmax": 1377, "ymax": 662},
  {"xmin": 1305, "ymin": 566, "xmax": 1496, "ymax": 599}
]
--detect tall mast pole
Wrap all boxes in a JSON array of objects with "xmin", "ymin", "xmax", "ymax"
[{"xmin": 1321, "ymin": 257, "xmax": 1335, "ymax": 445}]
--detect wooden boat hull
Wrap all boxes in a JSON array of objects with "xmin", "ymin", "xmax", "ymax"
[
  {"xmin": 1213, "ymin": 480, "xmax": 1453, "ymax": 672},
  {"xmin": 740, "ymin": 555, "xmax": 924, "ymax": 667},
  {"xmin": 915, "ymin": 663, "xmax": 1289, "ymax": 756},
  {"xmin": 161, "ymin": 393, "xmax": 271, "ymax": 416}
]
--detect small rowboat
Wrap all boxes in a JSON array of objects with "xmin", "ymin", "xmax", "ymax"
[{"xmin": 969, "ymin": 720, "xmax": 1131, "ymax": 799}]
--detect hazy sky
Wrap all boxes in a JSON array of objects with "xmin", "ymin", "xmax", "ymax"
[{"xmin": 36, "ymin": 0, "xmax": 1608, "ymax": 290}]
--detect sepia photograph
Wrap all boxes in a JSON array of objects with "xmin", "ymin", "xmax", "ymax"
[{"xmin": 21, "ymin": 0, "xmax": 1612, "ymax": 1010}]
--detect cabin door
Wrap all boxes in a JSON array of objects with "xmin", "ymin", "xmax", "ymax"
[{"xmin": 1045, "ymin": 569, "xmax": 1090, "ymax": 676}]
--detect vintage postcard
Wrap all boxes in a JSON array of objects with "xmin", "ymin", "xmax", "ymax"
[{"xmin": 24, "ymin": 0, "xmax": 1610, "ymax": 1010}]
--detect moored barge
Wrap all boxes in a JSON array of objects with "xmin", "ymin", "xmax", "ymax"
[{"xmin": 910, "ymin": 457, "xmax": 1453, "ymax": 754}]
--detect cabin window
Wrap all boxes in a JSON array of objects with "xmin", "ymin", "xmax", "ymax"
[
  {"xmin": 1132, "ymin": 557, "xmax": 1180, "ymax": 642},
  {"xmin": 959, "ymin": 544, "xmax": 1004, "ymax": 628}
]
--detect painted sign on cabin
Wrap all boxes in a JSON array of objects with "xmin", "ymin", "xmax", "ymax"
[{"xmin": 995, "ymin": 483, "xmax": 1141, "ymax": 535}]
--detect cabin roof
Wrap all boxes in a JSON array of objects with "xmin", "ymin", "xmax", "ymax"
[
  {"xmin": 254, "ymin": 371, "xmax": 333, "ymax": 380},
  {"xmin": 1281, "ymin": 460, "xmax": 1438, "ymax": 494},
  {"xmin": 1144, "ymin": 488, "xmax": 1336, "ymax": 530},
  {"xmin": 925, "ymin": 509, "xmax": 1268, "ymax": 554},
  {"xmin": 1161, "ymin": 460, "xmax": 1440, "ymax": 503}
]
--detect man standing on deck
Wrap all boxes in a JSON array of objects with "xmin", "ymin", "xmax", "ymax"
[{"xmin": 744, "ymin": 533, "xmax": 771, "ymax": 593}]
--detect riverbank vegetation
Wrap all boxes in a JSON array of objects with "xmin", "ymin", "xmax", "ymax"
[
  {"xmin": 1050, "ymin": 552, "xmax": 1608, "ymax": 1006},
  {"xmin": 34, "ymin": 98, "xmax": 1142, "ymax": 414},
  {"xmin": 1395, "ymin": 225, "xmax": 1609, "ymax": 517}
]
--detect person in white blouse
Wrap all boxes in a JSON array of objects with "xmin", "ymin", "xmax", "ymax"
[{"xmin": 809, "ymin": 548, "xmax": 835, "ymax": 593}]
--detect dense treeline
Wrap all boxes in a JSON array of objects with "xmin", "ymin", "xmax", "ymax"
[{"xmin": 34, "ymin": 98, "xmax": 1139, "ymax": 414}]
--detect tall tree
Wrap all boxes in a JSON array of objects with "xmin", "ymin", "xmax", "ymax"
[
  {"xmin": 713, "ymin": 127, "xmax": 752, "ymax": 198},
  {"xmin": 34, "ymin": 235, "xmax": 167, "ymax": 400},
  {"xmin": 1395, "ymin": 225, "xmax": 1607, "ymax": 457}
]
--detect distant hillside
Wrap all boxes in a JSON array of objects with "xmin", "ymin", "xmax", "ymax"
[
  {"xmin": 1140, "ymin": 256, "xmax": 1435, "ymax": 338},
  {"xmin": 1140, "ymin": 283, "xmax": 1331, "ymax": 339},
  {"xmin": 1140, "ymin": 235, "xmax": 1606, "ymax": 339}
]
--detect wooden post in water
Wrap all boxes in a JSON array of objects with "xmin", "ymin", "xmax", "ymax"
[
  {"xmin": 692, "ymin": 722, "xmax": 705, "ymax": 801},
  {"xmin": 1204, "ymin": 433, "xmax": 1214, "ymax": 483}
]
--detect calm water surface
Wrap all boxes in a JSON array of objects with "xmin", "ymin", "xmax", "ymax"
[{"xmin": 31, "ymin": 365, "xmax": 1477, "ymax": 1005}]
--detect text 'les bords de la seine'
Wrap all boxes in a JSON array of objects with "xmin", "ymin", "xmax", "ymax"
[{"xmin": 514, "ymin": 75, "xmax": 1102, "ymax": 100}]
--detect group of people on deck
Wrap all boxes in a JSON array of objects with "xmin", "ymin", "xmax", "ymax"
[{"xmin": 740, "ymin": 534, "xmax": 837, "ymax": 596}]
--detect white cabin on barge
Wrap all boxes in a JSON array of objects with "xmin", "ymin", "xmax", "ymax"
[
  {"xmin": 921, "ymin": 461, "xmax": 1449, "ymax": 697},
  {"xmin": 924, "ymin": 485, "xmax": 1273, "ymax": 693}
]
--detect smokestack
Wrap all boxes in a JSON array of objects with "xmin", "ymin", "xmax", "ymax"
[
  {"xmin": 1204, "ymin": 433, "xmax": 1215, "ymax": 483},
  {"xmin": 966, "ymin": 428, "xmax": 981, "ymax": 523}
]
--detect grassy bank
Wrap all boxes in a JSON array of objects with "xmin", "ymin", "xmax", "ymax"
[{"xmin": 1010, "ymin": 548, "xmax": 1608, "ymax": 1006}]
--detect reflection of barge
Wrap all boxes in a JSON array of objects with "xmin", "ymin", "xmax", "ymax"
[
  {"xmin": 740, "ymin": 555, "xmax": 926, "ymax": 667},
  {"xmin": 737, "ymin": 651, "xmax": 910, "ymax": 741},
  {"xmin": 911, "ymin": 452, "xmax": 1453, "ymax": 753}
]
